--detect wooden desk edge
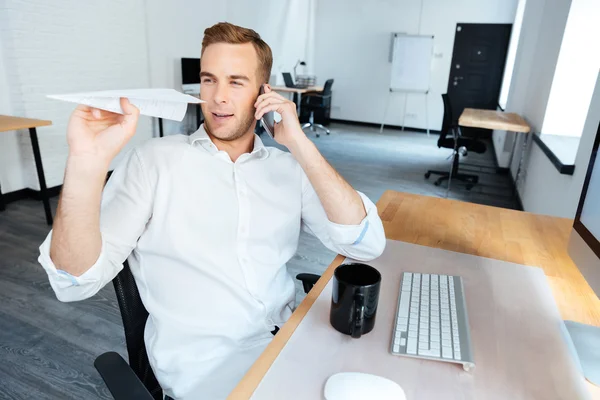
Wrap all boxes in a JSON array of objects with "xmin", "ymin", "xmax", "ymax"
[
  {"xmin": 0, "ymin": 116, "xmax": 53, "ymax": 132},
  {"xmin": 458, "ymin": 109, "xmax": 531, "ymax": 133},
  {"xmin": 458, "ymin": 119, "xmax": 531, "ymax": 133},
  {"xmin": 271, "ymin": 86, "xmax": 323, "ymax": 94},
  {"xmin": 228, "ymin": 191, "xmax": 396, "ymax": 399}
]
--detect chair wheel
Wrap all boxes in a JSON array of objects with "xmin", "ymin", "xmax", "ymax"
[
  {"xmin": 466, "ymin": 184, "xmax": 474, "ymax": 190},
  {"xmin": 434, "ymin": 180, "xmax": 441, "ymax": 186},
  {"xmin": 424, "ymin": 172, "xmax": 431, "ymax": 179}
]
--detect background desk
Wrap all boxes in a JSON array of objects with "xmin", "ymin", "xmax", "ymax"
[
  {"xmin": 458, "ymin": 108, "xmax": 531, "ymax": 190},
  {"xmin": 271, "ymin": 85, "xmax": 323, "ymax": 115},
  {"xmin": 0, "ymin": 115, "xmax": 53, "ymax": 225},
  {"xmin": 230, "ymin": 190, "xmax": 600, "ymax": 399}
]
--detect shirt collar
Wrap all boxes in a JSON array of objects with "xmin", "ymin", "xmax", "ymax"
[{"xmin": 189, "ymin": 124, "xmax": 269, "ymax": 160}]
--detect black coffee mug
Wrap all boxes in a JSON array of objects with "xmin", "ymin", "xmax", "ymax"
[{"xmin": 330, "ymin": 263, "xmax": 381, "ymax": 338}]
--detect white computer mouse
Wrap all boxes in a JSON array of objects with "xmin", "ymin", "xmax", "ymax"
[{"xmin": 324, "ymin": 372, "xmax": 406, "ymax": 400}]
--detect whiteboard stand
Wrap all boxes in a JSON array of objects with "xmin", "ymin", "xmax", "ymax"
[
  {"xmin": 401, "ymin": 93, "xmax": 408, "ymax": 132},
  {"xmin": 380, "ymin": 90, "xmax": 430, "ymax": 136}
]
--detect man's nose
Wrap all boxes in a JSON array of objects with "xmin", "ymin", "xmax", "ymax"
[{"xmin": 213, "ymin": 83, "xmax": 229, "ymax": 104}]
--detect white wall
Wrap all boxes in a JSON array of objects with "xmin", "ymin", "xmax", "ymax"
[
  {"xmin": 0, "ymin": 0, "xmax": 153, "ymax": 193},
  {"xmin": 520, "ymin": 72, "xmax": 600, "ymax": 218},
  {"xmin": 492, "ymin": 0, "xmax": 571, "ymax": 167},
  {"xmin": 0, "ymin": 23, "xmax": 26, "ymax": 193},
  {"xmin": 313, "ymin": 0, "xmax": 518, "ymax": 131}
]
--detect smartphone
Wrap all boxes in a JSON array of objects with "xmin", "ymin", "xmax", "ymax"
[{"xmin": 259, "ymin": 85, "xmax": 276, "ymax": 139}]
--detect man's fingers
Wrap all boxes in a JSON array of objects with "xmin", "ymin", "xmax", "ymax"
[
  {"xmin": 75, "ymin": 104, "xmax": 92, "ymax": 113},
  {"xmin": 120, "ymin": 97, "xmax": 139, "ymax": 116},
  {"xmin": 254, "ymin": 91, "xmax": 286, "ymax": 108},
  {"xmin": 255, "ymin": 98, "xmax": 285, "ymax": 119},
  {"xmin": 255, "ymin": 101, "xmax": 292, "ymax": 120},
  {"xmin": 119, "ymin": 97, "xmax": 140, "ymax": 129}
]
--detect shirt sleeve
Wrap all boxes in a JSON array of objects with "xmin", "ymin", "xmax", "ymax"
[
  {"xmin": 299, "ymin": 169, "xmax": 386, "ymax": 261},
  {"xmin": 37, "ymin": 148, "xmax": 153, "ymax": 302}
]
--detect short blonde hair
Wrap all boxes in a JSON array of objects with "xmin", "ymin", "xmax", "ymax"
[{"xmin": 201, "ymin": 22, "xmax": 273, "ymax": 85}]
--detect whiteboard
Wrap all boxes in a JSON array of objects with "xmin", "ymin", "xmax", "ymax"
[{"xmin": 390, "ymin": 34, "xmax": 434, "ymax": 93}]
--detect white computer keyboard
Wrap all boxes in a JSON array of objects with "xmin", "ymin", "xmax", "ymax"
[{"xmin": 390, "ymin": 272, "xmax": 475, "ymax": 372}]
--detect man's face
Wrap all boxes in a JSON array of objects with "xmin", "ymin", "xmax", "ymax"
[{"xmin": 200, "ymin": 42, "xmax": 260, "ymax": 141}]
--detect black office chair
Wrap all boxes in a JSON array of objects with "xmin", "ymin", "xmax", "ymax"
[
  {"xmin": 424, "ymin": 94, "xmax": 486, "ymax": 190},
  {"xmin": 94, "ymin": 260, "xmax": 321, "ymax": 400},
  {"xmin": 300, "ymin": 79, "xmax": 334, "ymax": 137}
]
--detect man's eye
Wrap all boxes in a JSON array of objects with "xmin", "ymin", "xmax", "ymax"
[
  {"xmin": 202, "ymin": 79, "xmax": 213, "ymax": 84},
  {"xmin": 231, "ymin": 81, "xmax": 242, "ymax": 86}
]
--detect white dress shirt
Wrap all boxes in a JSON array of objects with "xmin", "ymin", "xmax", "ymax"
[{"xmin": 38, "ymin": 125, "xmax": 386, "ymax": 399}]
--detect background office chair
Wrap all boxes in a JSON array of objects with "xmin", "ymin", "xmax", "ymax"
[
  {"xmin": 424, "ymin": 94, "xmax": 486, "ymax": 190},
  {"xmin": 94, "ymin": 260, "xmax": 321, "ymax": 400},
  {"xmin": 300, "ymin": 79, "xmax": 334, "ymax": 137}
]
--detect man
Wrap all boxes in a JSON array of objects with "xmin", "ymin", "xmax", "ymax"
[{"xmin": 38, "ymin": 22, "xmax": 385, "ymax": 399}]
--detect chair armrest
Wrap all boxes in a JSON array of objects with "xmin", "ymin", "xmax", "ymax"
[
  {"xmin": 94, "ymin": 352, "xmax": 154, "ymax": 400},
  {"xmin": 303, "ymin": 93, "xmax": 331, "ymax": 99},
  {"xmin": 296, "ymin": 273, "xmax": 322, "ymax": 294},
  {"xmin": 302, "ymin": 94, "xmax": 332, "ymax": 108}
]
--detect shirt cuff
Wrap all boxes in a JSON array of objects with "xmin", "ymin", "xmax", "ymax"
[
  {"xmin": 38, "ymin": 231, "xmax": 108, "ymax": 290},
  {"xmin": 324, "ymin": 191, "xmax": 377, "ymax": 245}
]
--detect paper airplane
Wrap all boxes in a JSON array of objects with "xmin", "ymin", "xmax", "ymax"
[{"xmin": 47, "ymin": 88, "xmax": 205, "ymax": 121}]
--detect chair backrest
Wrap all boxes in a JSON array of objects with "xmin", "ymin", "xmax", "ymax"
[
  {"xmin": 113, "ymin": 260, "xmax": 163, "ymax": 400},
  {"xmin": 282, "ymin": 72, "xmax": 295, "ymax": 87},
  {"xmin": 439, "ymin": 94, "xmax": 454, "ymax": 146},
  {"xmin": 322, "ymin": 79, "xmax": 334, "ymax": 96}
]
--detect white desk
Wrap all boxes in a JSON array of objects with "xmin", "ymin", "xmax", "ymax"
[
  {"xmin": 230, "ymin": 191, "xmax": 600, "ymax": 399},
  {"xmin": 251, "ymin": 239, "xmax": 587, "ymax": 399}
]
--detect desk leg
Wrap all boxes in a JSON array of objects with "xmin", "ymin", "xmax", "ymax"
[
  {"xmin": 424, "ymin": 93, "xmax": 430, "ymax": 136},
  {"xmin": 401, "ymin": 93, "xmax": 408, "ymax": 132},
  {"xmin": 506, "ymin": 131, "xmax": 520, "ymax": 198},
  {"xmin": 158, "ymin": 118, "xmax": 164, "ymax": 137},
  {"xmin": 0, "ymin": 182, "xmax": 5, "ymax": 212},
  {"xmin": 514, "ymin": 132, "xmax": 532, "ymax": 191},
  {"xmin": 507, "ymin": 131, "xmax": 518, "ymax": 172},
  {"xmin": 29, "ymin": 128, "xmax": 53, "ymax": 225},
  {"xmin": 297, "ymin": 92, "xmax": 302, "ymax": 117},
  {"xmin": 196, "ymin": 104, "xmax": 202, "ymax": 129}
]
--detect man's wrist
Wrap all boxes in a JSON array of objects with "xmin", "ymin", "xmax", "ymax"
[
  {"xmin": 285, "ymin": 130, "xmax": 313, "ymax": 158},
  {"xmin": 66, "ymin": 154, "xmax": 111, "ymax": 181}
]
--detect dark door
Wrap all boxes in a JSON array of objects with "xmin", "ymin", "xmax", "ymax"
[{"xmin": 447, "ymin": 23, "xmax": 512, "ymax": 127}]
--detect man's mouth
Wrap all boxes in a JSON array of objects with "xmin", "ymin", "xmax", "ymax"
[{"xmin": 212, "ymin": 112, "xmax": 234, "ymax": 121}]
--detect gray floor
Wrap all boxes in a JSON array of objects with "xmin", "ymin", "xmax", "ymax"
[{"xmin": 0, "ymin": 123, "xmax": 517, "ymax": 399}]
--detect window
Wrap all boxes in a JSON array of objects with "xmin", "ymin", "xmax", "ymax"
[
  {"xmin": 542, "ymin": 0, "xmax": 600, "ymax": 137},
  {"xmin": 498, "ymin": 0, "xmax": 526, "ymax": 110}
]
